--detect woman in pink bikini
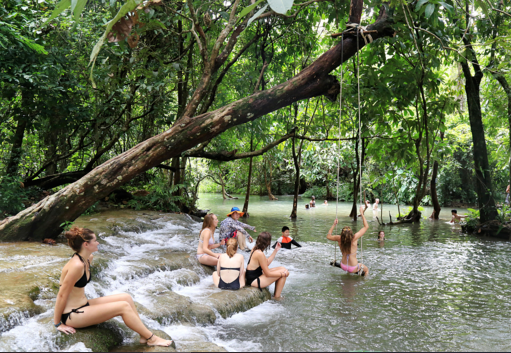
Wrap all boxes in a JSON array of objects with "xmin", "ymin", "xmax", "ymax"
[{"xmin": 327, "ymin": 205, "xmax": 369, "ymax": 276}]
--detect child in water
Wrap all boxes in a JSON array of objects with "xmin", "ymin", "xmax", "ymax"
[
  {"xmin": 272, "ymin": 226, "xmax": 302, "ymax": 249},
  {"xmin": 450, "ymin": 209, "xmax": 467, "ymax": 224}
]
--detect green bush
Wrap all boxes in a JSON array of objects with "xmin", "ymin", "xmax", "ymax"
[
  {"xmin": 128, "ymin": 182, "xmax": 184, "ymax": 212},
  {"xmin": 0, "ymin": 175, "xmax": 28, "ymax": 216},
  {"xmin": 465, "ymin": 208, "xmax": 480, "ymax": 228},
  {"xmin": 303, "ymin": 186, "xmax": 326, "ymax": 198}
]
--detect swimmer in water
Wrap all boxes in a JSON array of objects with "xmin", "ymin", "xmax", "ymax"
[
  {"xmin": 450, "ymin": 209, "xmax": 467, "ymax": 224},
  {"xmin": 377, "ymin": 230, "xmax": 385, "ymax": 241},
  {"xmin": 54, "ymin": 227, "xmax": 172, "ymax": 346},
  {"xmin": 327, "ymin": 205, "xmax": 369, "ymax": 276},
  {"xmin": 272, "ymin": 226, "xmax": 302, "ymax": 249}
]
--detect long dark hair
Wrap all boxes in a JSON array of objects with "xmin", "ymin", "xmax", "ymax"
[
  {"xmin": 340, "ymin": 226, "xmax": 354, "ymax": 254},
  {"xmin": 253, "ymin": 232, "xmax": 272, "ymax": 253}
]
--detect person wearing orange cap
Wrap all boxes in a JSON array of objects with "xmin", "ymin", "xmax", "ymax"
[{"xmin": 218, "ymin": 207, "xmax": 257, "ymax": 252}]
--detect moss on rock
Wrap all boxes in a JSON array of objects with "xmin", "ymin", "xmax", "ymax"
[{"xmin": 54, "ymin": 321, "xmax": 124, "ymax": 352}]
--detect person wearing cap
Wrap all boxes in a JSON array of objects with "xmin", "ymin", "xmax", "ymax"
[{"xmin": 219, "ymin": 207, "xmax": 257, "ymax": 252}]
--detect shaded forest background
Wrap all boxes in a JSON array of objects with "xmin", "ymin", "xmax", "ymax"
[{"xmin": 1, "ymin": 0, "xmax": 511, "ymax": 227}]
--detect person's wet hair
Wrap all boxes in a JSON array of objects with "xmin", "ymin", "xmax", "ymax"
[
  {"xmin": 340, "ymin": 227, "xmax": 353, "ymax": 254},
  {"xmin": 451, "ymin": 209, "xmax": 457, "ymax": 214},
  {"xmin": 254, "ymin": 232, "xmax": 272, "ymax": 252},
  {"xmin": 65, "ymin": 227, "xmax": 95, "ymax": 252},
  {"xmin": 200, "ymin": 213, "xmax": 216, "ymax": 236},
  {"xmin": 282, "ymin": 226, "xmax": 289, "ymax": 232},
  {"xmin": 226, "ymin": 237, "xmax": 238, "ymax": 258}
]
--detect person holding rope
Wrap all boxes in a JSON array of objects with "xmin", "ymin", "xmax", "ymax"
[{"xmin": 327, "ymin": 205, "xmax": 369, "ymax": 276}]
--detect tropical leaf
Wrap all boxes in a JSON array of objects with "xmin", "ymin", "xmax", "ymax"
[
  {"xmin": 44, "ymin": 0, "xmax": 71, "ymax": 25},
  {"xmin": 267, "ymin": 0, "xmax": 294, "ymax": 15},
  {"xmin": 424, "ymin": 3, "xmax": 435, "ymax": 18},
  {"xmin": 239, "ymin": 0, "xmax": 264, "ymax": 19},
  {"xmin": 247, "ymin": 4, "xmax": 268, "ymax": 27},
  {"xmin": 73, "ymin": 0, "xmax": 88, "ymax": 21},
  {"xmin": 89, "ymin": 0, "xmax": 142, "ymax": 87}
]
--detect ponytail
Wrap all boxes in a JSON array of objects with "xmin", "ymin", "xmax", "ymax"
[
  {"xmin": 64, "ymin": 226, "xmax": 95, "ymax": 252},
  {"xmin": 226, "ymin": 237, "xmax": 238, "ymax": 258}
]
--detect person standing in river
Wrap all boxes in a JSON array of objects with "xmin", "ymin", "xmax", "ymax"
[
  {"xmin": 53, "ymin": 227, "xmax": 172, "ymax": 347},
  {"xmin": 218, "ymin": 207, "xmax": 256, "ymax": 252},
  {"xmin": 196, "ymin": 213, "xmax": 226, "ymax": 267},
  {"xmin": 327, "ymin": 205, "xmax": 369, "ymax": 276},
  {"xmin": 246, "ymin": 232, "xmax": 289, "ymax": 298}
]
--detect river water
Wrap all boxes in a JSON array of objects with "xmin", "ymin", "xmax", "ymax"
[
  {"xmin": 1, "ymin": 194, "xmax": 511, "ymax": 351},
  {"xmin": 196, "ymin": 194, "xmax": 511, "ymax": 351}
]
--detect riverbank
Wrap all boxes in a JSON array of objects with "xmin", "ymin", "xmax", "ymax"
[{"xmin": 0, "ymin": 210, "xmax": 270, "ymax": 352}]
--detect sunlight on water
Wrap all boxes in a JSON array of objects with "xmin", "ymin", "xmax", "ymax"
[{"xmin": 2, "ymin": 195, "xmax": 511, "ymax": 352}]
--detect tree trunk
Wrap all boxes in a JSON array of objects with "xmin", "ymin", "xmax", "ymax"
[
  {"xmin": 218, "ymin": 171, "xmax": 227, "ymax": 200},
  {"xmin": 0, "ymin": 4, "xmax": 396, "ymax": 241},
  {"xmin": 242, "ymin": 139, "xmax": 254, "ymax": 216},
  {"xmin": 290, "ymin": 135, "xmax": 300, "ymax": 219},
  {"xmin": 264, "ymin": 160, "xmax": 277, "ymax": 200},
  {"xmin": 460, "ymin": 59, "xmax": 498, "ymax": 222},
  {"xmin": 5, "ymin": 89, "xmax": 33, "ymax": 177},
  {"xmin": 430, "ymin": 160, "xmax": 440, "ymax": 219}
]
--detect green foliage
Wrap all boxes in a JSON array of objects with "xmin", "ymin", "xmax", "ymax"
[
  {"xmin": 83, "ymin": 202, "xmax": 100, "ymax": 215},
  {"xmin": 465, "ymin": 208, "xmax": 480, "ymax": 228},
  {"xmin": 303, "ymin": 186, "xmax": 326, "ymax": 199},
  {"xmin": 60, "ymin": 220, "xmax": 74, "ymax": 231},
  {"xmin": 0, "ymin": 176, "xmax": 28, "ymax": 216},
  {"xmin": 128, "ymin": 182, "xmax": 185, "ymax": 212}
]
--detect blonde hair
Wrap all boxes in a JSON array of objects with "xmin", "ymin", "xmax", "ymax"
[
  {"xmin": 340, "ymin": 226, "xmax": 354, "ymax": 254},
  {"xmin": 64, "ymin": 226, "xmax": 95, "ymax": 252},
  {"xmin": 226, "ymin": 237, "xmax": 238, "ymax": 258}
]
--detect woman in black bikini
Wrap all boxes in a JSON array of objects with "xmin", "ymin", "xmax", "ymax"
[
  {"xmin": 53, "ymin": 227, "xmax": 172, "ymax": 347},
  {"xmin": 246, "ymin": 232, "xmax": 289, "ymax": 298},
  {"xmin": 213, "ymin": 238, "xmax": 245, "ymax": 290}
]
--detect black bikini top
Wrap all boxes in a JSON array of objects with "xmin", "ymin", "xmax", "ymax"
[{"xmin": 73, "ymin": 253, "xmax": 91, "ymax": 288}]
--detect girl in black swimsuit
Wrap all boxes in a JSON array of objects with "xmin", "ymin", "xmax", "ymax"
[
  {"xmin": 54, "ymin": 226, "xmax": 172, "ymax": 347},
  {"xmin": 213, "ymin": 238, "xmax": 245, "ymax": 290},
  {"xmin": 246, "ymin": 232, "xmax": 289, "ymax": 298}
]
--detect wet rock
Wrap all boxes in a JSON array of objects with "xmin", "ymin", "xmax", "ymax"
[
  {"xmin": 129, "ymin": 251, "xmax": 214, "ymax": 279},
  {"xmin": 202, "ymin": 287, "xmax": 272, "ymax": 319},
  {"xmin": 54, "ymin": 321, "xmax": 124, "ymax": 352},
  {"xmin": 110, "ymin": 328, "xmax": 176, "ymax": 352},
  {"xmin": 135, "ymin": 291, "xmax": 216, "ymax": 325}
]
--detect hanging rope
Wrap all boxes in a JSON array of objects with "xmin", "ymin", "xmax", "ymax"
[
  {"xmin": 356, "ymin": 26, "xmax": 363, "ymax": 265},
  {"xmin": 334, "ymin": 32, "xmax": 344, "ymax": 264}
]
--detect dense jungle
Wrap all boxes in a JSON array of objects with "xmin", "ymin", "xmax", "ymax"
[{"xmin": 1, "ymin": 0, "xmax": 511, "ymax": 239}]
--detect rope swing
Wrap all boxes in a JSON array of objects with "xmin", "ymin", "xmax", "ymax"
[{"xmin": 332, "ymin": 22, "xmax": 369, "ymax": 271}]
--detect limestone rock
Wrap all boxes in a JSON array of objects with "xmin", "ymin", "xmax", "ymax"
[{"xmin": 201, "ymin": 287, "xmax": 272, "ymax": 319}]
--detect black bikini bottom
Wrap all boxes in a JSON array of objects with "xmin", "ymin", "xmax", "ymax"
[{"xmin": 61, "ymin": 302, "xmax": 90, "ymax": 325}]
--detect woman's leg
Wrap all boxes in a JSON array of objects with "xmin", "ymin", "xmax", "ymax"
[
  {"xmin": 198, "ymin": 254, "xmax": 218, "ymax": 267},
  {"xmin": 66, "ymin": 302, "xmax": 172, "ymax": 346},
  {"xmin": 88, "ymin": 293, "xmax": 146, "ymax": 343},
  {"xmin": 212, "ymin": 272, "xmax": 220, "ymax": 287},
  {"xmin": 359, "ymin": 263, "xmax": 369, "ymax": 275},
  {"xmin": 237, "ymin": 233, "xmax": 247, "ymax": 250},
  {"xmin": 251, "ymin": 273, "xmax": 288, "ymax": 298}
]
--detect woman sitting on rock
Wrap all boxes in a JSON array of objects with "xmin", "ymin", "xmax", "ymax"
[
  {"xmin": 213, "ymin": 238, "xmax": 245, "ymax": 290},
  {"xmin": 246, "ymin": 232, "xmax": 289, "ymax": 298},
  {"xmin": 54, "ymin": 226, "xmax": 172, "ymax": 347},
  {"xmin": 196, "ymin": 213, "xmax": 225, "ymax": 266}
]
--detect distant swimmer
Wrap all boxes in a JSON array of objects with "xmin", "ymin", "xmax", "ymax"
[
  {"xmin": 310, "ymin": 196, "xmax": 316, "ymax": 208},
  {"xmin": 327, "ymin": 205, "xmax": 369, "ymax": 276},
  {"xmin": 373, "ymin": 198, "xmax": 380, "ymax": 211},
  {"xmin": 54, "ymin": 227, "xmax": 172, "ymax": 347},
  {"xmin": 377, "ymin": 230, "xmax": 385, "ymax": 241},
  {"xmin": 272, "ymin": 226, "xmax": 302, "ymax": 249},
  {"xmin": 324, "ymin": 200, "xmax": 328, "ymax": 205},
  {"xmin": 450, "ymin": 209, "xmax": 467, "ymax": 224}
]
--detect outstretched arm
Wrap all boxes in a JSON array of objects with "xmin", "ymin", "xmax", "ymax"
[
  {"xmin": 327, "ymin": 219, "xmax": 341, "ymax": 242},
  {"xmin": 291, "ymin": 239, "xmax": 301, "ymax": 247},
  {"xmin": 354, "ymin": 206, "xmax": 369, "ymax": 241}
]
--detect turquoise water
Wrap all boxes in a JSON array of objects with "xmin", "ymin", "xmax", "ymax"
[{"xmin": 197, "ymin": 194, "xmax": 511, "ymax": 351}]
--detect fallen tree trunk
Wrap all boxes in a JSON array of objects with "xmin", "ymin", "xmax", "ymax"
[{"xmin": 0, "ymin": 4, "xmax": 395, "ymax": 241}]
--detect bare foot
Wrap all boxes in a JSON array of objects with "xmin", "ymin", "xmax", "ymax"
[
  {"xmin": 147, "ymin": 334, "xmax": 173, "ymax": 347},
  {"xmin": 139, "ymin": 336, "xmax": 147, "ymax": 344}
]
